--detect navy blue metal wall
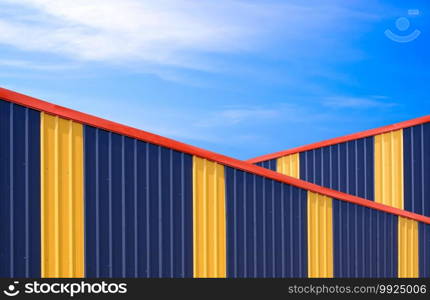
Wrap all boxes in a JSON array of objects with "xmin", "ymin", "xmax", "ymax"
[
  {"xmin": 419, "ymin": 223, "xmax": 430, "ymax": 277},
  {"xmin": 333, "ymin": 199, "xmax": 398, "ymax": 278},
  {"xmin": 84, "ymin": 126, "xmax": 193, "ymax": 278},
  {"xmin": 225, "ymin": 167, "xmax": 307, "ymax": 278},
  {"xmin": 255, "ymin": 159, "xmax": 277, "ymax": 172},
  {"xmin": 300, "ymin": 137, "xmax": 374, "ymax": 200},
  {"xmin": 404, "ymin": 123, "xmax": 430, "ymax": 217},
  {"xmin": 0, "ymin": 100, "xmax": 40, "ymax": 277}
]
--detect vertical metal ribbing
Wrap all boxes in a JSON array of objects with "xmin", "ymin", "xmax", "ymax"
[
  {"xmin": 180, "ymin": 153, "xmax": 185, "ymax": 276},
  {"xmin": 41, "ymin": 114, "xmax": 84, "ymax": 278},
  {"xmin": 280, "ymin": 181, "xmax": 285, "ymax": 277},
  {"xmin": 0, "ymin": 101, "xmax": 40, "ymax": 278},
  {"xmin": 271, "ymin": 180, "xmax": 275, "ymax": 277},
  {"xmin": 224, "ymin": 169, "xmax": 307, "ymax": 278},
  {"xmin": 242, "ymin": 172, "xmax": 247, "ymax": 277},
  {"xmin": 107, "ymin": 132, "xmax": 112, "ymax": 278},
  {"xmin": 121, "ymin": 136, "xmax": 126, "ymax": 278},
  {"xmin": 169, "ymin": 150, "xmax": 173, "ymax": 277},
  {"xmin": 232, "ymin": 168, "xmax": 237, "ymax": 277},
  {"xmin": 53, "ymin": 116, "xmax": 59, "ymax": 277},
  {"xmin": 24, "ymin": 109, "xmax": 29, "ymax": 277},
  {"xmin": 193, "ymin": 157, "xmax": 226, "ymax": 278},
  {"xmin": 262, "ymin": 177, "xmax": 266, "ymax": 277},
  {"xmin": 9, "ymin": 104, "xmax": 14, "ymax": 277},
  {"xmin": 252, "ymin": 174, "xmax": 257, "ymax": 277},
  {"xmin": 420, "ymin": 125, "xmax": 425, "ymax": 214},
  {"xmin": 84, "ymin": 128, "xmax": 192, "ymax": 278},
  {"xmin": 145, "ymin": 142, "xmax": 150, "ymax": 277},
  {"xmin": 213, "ymin": 159, "xmax": 219, "ymax": 276},
  {"xmin": 308, "ymin": 192, "xmax": 333, "ymax": 278},
  {"xmin": 133, "ymin": 140, "xmax": 138, "ymax": 278},
  {"xmin": 95, "ymin": 128, "xmax": 100, "ymax": 277},
  {"xmin": 202, "ymin": 159, "xmax": 207, "ymax": 277},
  {"xmin": 157, "ymin": 146, "xmax": 162, "ymax": 277},
  {"xmin": 390, "ymin": 132, "xmax": 395, "ymax": 208},
  {"xmin": 68, "ymin": 120, "xmax": 74, "ymax": 277}
]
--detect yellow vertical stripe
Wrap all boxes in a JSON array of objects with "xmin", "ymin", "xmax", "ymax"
[
  {"xmin": 41, "ymin": 113, "xmax": 84, "ymax": 278},
  {"xmin": 308, "ymin": 192, "xmax": 333, "ymax": 278},
  {"xmin": 193, "ymin": 156, "xmax": 226, "ymax": 278},
  {"xmin": 374, "ymin": 130, "xmax": 404, "ymax": 209},
  {"xmin": 277, "ymin": 153, "xmax": 300, "ymax": 179},
  {"xmin": 398, "ymin": 217, "xmax": 419, "ymax": 278}
]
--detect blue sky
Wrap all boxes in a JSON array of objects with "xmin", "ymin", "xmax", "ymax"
[{"xmin": 0, "ymin": 0, "xmax": 428, "ymax": 159}]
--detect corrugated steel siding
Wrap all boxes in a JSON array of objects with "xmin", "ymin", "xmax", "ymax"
[
  {"xmin": 0, "ymin": 100, "xmax": 40, "ymax": 278},
  {"xmin": 84, "ymin": 126, "xmax": 193, "ymax": 278},
  {"xmin": 277, "ymin": 153, "xmax": 300, "ymax": 179},
  {"xmin": 375, "ymin": 130, "xmax": 404, "ymax": 209},
  {"xmin": 225, "ymin": 167, "xmax": 307, "ymax": 278},
  {"xmin": 333, "ymin": 199, "xmax": 398, "ymax": 277},
  {"xmin": 41, "ymin": 113, "xmax": 85, "ymax": 278},
  {"xmin": 419, "ymin": 223, "xmax": 430, "ymax": 278},
  {"xmin": 300, "ymin": 137, "xmax": 374, "ymax": 200},
  {"xmin": 255, "ymin": 159, "xmax": 277, "ymax": 171},
  {"xmin": 404, "ymin": 123, "xmax": 430, "ymax": 217},
  {"xmin": 307, "ymin": 192, "xmax": 333, "ymax": 278},
  {"xmin": 193, "ymin": 157, "xmax": 226, "ymax": 278},
  {"xmin": 398, "ymin": 217, "xmax": 418, "ymax": 278}
]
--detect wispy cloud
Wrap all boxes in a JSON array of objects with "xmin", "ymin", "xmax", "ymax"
[
  {"xmin": 0, "ymin": 0, "xmax": 379, "ymax": 71},
  {"xmin": 322, "ymin": 96, "xmax": 397, "ymax": 109},
  {"xmin": 0, "ymin": 59, "xmax": 77, "ymax": 70}
]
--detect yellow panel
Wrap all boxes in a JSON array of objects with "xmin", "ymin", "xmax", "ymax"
[
  {"xmin": 398, "ymin": 217, "xmax": 419, "ymax": 278},
  {"xmin": 193, "ymin": 156, "xmax": 226, "ymax": 278},
  {"xmin": 41, "ymin": 113, "xmax": 84, "ymax": 278},
  {"xmin": 308, "ymin": 192, "xmax": 333, "ymax": 278},
  {"xmin": 374, "ymin": 130, "xmax": 404, "ymax": 209},
  {"xmin": 277, "ymin": 153, "xmax": 300, "ymax": 179}
]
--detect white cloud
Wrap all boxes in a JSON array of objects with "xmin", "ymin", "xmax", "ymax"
[
  {"xmin": 0, "ymin": 0, "xmax": 380, "ymax": 70},
  {"xmin": 322, "ymin": 96, "xmax": 397, "ymax": 108},
  {"xmin": 0, "ymin": 59, "xmax": 77, "ymax": 70}
]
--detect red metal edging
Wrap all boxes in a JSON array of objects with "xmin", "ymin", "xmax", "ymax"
[
  {"xmin": 1, "ymin": 86, "xmax": 430, "ymax": 225},
  {"xmin": 247, "ymin": 115, "xmax": 430, "ymax": 164}
]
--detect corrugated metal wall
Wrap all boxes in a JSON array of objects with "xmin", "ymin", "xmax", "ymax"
[
  {"xmin": 300, "ymin": 137, "xmax": 374, "ymax": 200},
  {"xmin": 333, "ymin": 199, "xmax": 398, "ymax": 277},
  {"xmin": 193, "ymin": 157, "xmax": 226, "ymax": 278},
  {"xmin": 1, "ymin": 94, "xmax": 429, "ymax": 278},
  {"xmin": 404, "ymin": 123, "xmax": 430, "ymax": 216},
  {"xmin": 277, "ymin": 153, "xmax": 300, "ymax": 179},
  {"xmin": 256, "ymin": 124, "xmax": 430, "ymax": 218},
  {"xmin": 374, "ymin": 130, "xmax": 404, "ymax": 209},
  {"xmin": 84, "ymin": 126, "xmax": 193, "ymax": 278},
  {"xmin": 255, "ymin": 159, "xmax": 277, "ymax": 171},
  {"xmin": 419, "ymin": 223, "xmax": 430, "ymax": 277},
  {"xmin": 41, "ymin": 113, "xmax": 85, "ymax": 278},
  {"xmin": 398, "ymin": 217, "xmax": 418, "ymax": 278},
  {"xmin": 225, "ymin": 167, "xmax": 308, "ymax": 278},
  {"xmin": 307, "ymin": 192, "xmax": 333, "ymax": 278},
  {"xmin": 0, "ymin": 100, "xmax": 40, "ymax": 278}
]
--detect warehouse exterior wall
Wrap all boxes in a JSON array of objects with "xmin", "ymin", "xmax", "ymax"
[
  {"xmin": 193, "ymin": 157, "xmax": 226, "ymax": 278},
  {"xmin": 41, "ymin": 113, "xmax": 85, "ymax": 278},
  {"xmin": 255, "ymin": 159, "xmax": 277, "ymax": 171},
  {"xmin": 84, "ymin": 126, "xmax": 193, "ymax": 278},
  {"xmin": 1, "ymin": 90, "xmax": 430, "ymax": 278},
  {"xmin": 252, "ymin": 121, "xmax": 430, "ymax": 218},
  {"xmin": 419, "ymin": 223, "xmax": 430, "ymax": 277},
  {"xmin": 225, "ymin": 167, "xmax": 307, "ymax": 278},
  {"xmin": 333, "ymin": 199, "xmax": 398, "ymax": 277},
  {"xmin": 0, "ymin": 100, "xmax": 40, "ymax": 278},
  {"xmin": 404, "ymin": 123, "xmax": 430, "ymax": 216}
]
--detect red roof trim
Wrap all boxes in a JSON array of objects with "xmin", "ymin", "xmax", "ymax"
[
  {"xmin": 2, "ymin": 87, "xmax": 430, "ymax": 225},
  {"xmin": 247, "ymin": 115, "xmax": 430, "ymax": 163}
]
